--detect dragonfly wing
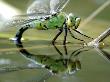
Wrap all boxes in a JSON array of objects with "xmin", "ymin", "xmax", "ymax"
[
  {"xmin": 50, "ymin": 0, "xmax": 69, "ymax": 13},
  {"xmin": 5, "ymin": 15, "xmax": 34, "ymax": 28},
  {"xmin": 27, "ymin": 0, "xmax": 69, "ymax": 14},
  {"xmin": 27, "ymin": 0, "xmax": 51, "ymax": 14},
  {"xmin": 4, "ymin": 0, "xmax": 70, "ymax": 29},
  {"xmin": 5, "ymin": 13, "xmax": 50, "ymax": 28}
]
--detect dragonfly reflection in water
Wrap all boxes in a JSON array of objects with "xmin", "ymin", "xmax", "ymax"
[{"xmin": 0, "ymin": 43, "xmax": 110, "ymax": 82}]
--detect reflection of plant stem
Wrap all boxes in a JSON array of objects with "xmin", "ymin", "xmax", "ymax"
[
  {"xmin": 88, "ymin": 27, "xmax": 110, "ymax": 47},
  {"xmin": 95, "ymin": 48, "xmax": 110, "ymax": 63}
]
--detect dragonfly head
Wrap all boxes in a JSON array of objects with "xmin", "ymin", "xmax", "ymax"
[{"xmin": 67, "ymin": 13, "xmax": 81, "ymax": 29}]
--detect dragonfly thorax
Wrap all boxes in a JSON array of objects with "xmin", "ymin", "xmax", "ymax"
[
  {"xmin": 31, "ymin": 12, "xmax": 66, "ymax": 30},
  {"xmin": 66, "ymin": 13, "xmax": 81, "ymax": 29}
]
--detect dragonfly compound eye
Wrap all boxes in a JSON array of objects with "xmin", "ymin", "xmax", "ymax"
[{"xmin": 75, "ymin": 17, "xmax": 81, "ymax": 29}]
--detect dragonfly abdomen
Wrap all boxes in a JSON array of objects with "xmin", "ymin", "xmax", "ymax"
[
  {"xmin": 20, "ymin": 19, "xmax": 46, "ymax": 30},
  {"xmin": 33, "ymin": 20, "xmax": 47, "ymax": 30}
]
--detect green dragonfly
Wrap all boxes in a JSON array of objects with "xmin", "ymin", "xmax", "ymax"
[{"xmin": 7, "ymin": 0, "xmax": 93, "ymax": 45}]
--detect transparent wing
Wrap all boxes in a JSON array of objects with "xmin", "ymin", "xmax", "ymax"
[
  {"xmin": 5, "ymin": 13, "xmax": 50, "ymax": 28},
  {"xmin": 50, "ymin": 0, "xmax": 69, "ymax": 13},
  {"xmin": 27, "ymin": 0, "xmax": 69, "ymax": 14},
  {"xmin": 4, "ymin": 0, "xmax": 70, "ymax": 29},
  {"xmin": 5, "ymin": 15, "xmax": 34, "ymax": 28},
  {"xmin": 27, "ymin": 0, "xmax": 51, "ymax": 14}
]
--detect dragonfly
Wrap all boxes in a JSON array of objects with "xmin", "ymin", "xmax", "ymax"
[{"xmin": 6, "ymin": 0, "xmax": 93, "ymax": 45}]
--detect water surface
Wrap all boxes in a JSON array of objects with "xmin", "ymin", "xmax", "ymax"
[{"xmin": 0, "ymin": 39, "xmax": 110, "ymax": 82}]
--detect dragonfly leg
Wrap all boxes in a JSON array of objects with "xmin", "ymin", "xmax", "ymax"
[
  {"xmin": 68, "ymin": 28, "xmax": 85, "ymax": 43},
  {"xmin": 63, "ymin": 25, "xmax": 68, "ymax": 45},
  {"xmin": 52, "ymin": 28, "xmax": 63, "ymax": 45},
  {"xmin": 73, "ymin": 29, "xmax": 94, "ymax": 40}
]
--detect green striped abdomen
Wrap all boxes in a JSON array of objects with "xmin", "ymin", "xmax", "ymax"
[
  {"xmin": 34, "ymin": 12, "xmax": 66, "ymax": 30},
  {"xmin": 32, "ymin": 20, "xmax": 45, "ymax": 30}
]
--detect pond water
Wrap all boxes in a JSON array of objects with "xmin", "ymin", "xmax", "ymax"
[{"xmin": 0, "ymin": 39, "xmax": 110, "ymax": 82}]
